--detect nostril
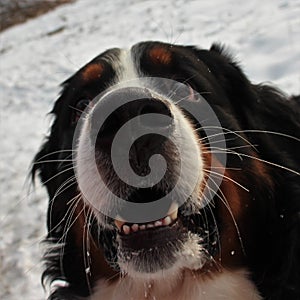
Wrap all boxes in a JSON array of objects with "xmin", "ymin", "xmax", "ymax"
[
  {"xmin": 98, "ymin": 113, "xmax": 119, "ymax": 137},
  {"xmin": 140, "ymin": 100, "xmax": 171, "ymax": 116},
  {"xmin": 140, "ymin": 104, "xmax": 157, "ymax": 115},
  {"xmin": 90, "ymin": 87, "xmax": 174, "ymax": 155},
  {"xmin": 139, "ymin": 100, "xmax": 173, "ymax": 128}
]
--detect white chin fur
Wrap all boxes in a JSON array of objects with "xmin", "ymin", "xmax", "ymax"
[{"xmin": 91, "ymin": 268, "xmax": 262, "ymax": 300}]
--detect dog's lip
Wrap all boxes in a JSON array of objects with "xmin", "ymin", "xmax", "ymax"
[{"xmin": 114, "ymin": 203, "xmax": 178, "ymax": 235}]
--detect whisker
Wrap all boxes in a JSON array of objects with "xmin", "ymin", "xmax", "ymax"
[
  {"xmin": 198, "ymin": 126, "xmax": 259, "ymax": 152},
  {"xmin": 200, "ymin": 137, "xmax": 237, "ymax": 146},
  {"xmin": 238, "ymin": 152, "xmax": 300, "ymax": 176},
  {"xmin": 203, "ymin": 146, "xmax": 245, "ymax": 161},
  {"xmin": 202, "ymin": 147, "xmax": 246, "ymax": 161},
  {"xmin": 58, "ymin": 199, "xmax": 83, "ymax": 274},
  {"xmin": 105, "ymin": 271, "xmax": 122, "ymax": 282},
  {"xmin": 205, "ymin": 169, "xmax": 249, "ymax": 192},
  {"xmin": 83, "ymin": 205, "xmax": 93, "ymax": 294},
  {"xmin": 200, "ymin": 192, "xmax": 222, "ymax": 259},
  {"xmin": 198, "ymin": 127, "xmax": 300, "ymax": 152},
  {"xmin": 210, "ymin": 166, "xmax": 242, "ymax": 171},
  {"xmin": 41, "ymin": 166, "xmax": 74, "ymax": 186},
  {"xmin": 204, "ymin": 175, "xmax": 245, "ymax": 255},
  {"xmin": 69, "ymin": 105, "xmax": 88, "ymax": 115},
  {"xmin": 208, "ymin": 149, "xmax": 300, "ymax": 176},
  {"xmin": 212, "ymin": 144, "xmax": 259, "ymax": 151},
  {"xmin": 53, "ymin": 176, "xmax": 76, "ymax": 200},
  {"xmin": 48, "ymin": 176, "xmax": 77, "ymax": 231},
  {"xmin": 32, "ymin": 159, "xmax": 74, "ymax": 165},
  {"xmin": 58, "ymin": 199, "xmax": 82, "ymax": 245},
  {"xmin": 34, "ymin": 149, "xmax": 76, "ymax": 162},
  {"xmin": 47, "ymin": 193, "xmax": 81, "ymax": 237},
  {"xmin": 20, "ymin": 195, "xmax": 82, "ymax": 273},
  {"xmin": 228, "ymin": 129, "xmax": 300, "ymax": 142}
]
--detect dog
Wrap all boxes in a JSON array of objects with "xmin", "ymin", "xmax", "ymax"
[{"xmin": 33, "ymin": 41, "xmax": 300, "ymax": 300}]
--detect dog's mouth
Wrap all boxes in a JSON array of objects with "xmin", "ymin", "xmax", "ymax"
[
  {"xmin": 111, "ymin": 201, "xmax": 193, "ymax": 275},
  {"xmin": 115, "ymin": 203, "xmax": 178, "ymax": 235},
  {"xmin": 114, "ymin": 203, "xmax": 180, "ymax": 250}
]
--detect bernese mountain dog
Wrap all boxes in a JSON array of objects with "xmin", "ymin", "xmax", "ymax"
[{"xmin": 32, "ymin": 41, "xmax": 300, "ymax": 300}]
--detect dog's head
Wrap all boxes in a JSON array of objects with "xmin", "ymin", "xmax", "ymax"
[{"xmin": 33, "ymin": 41, "xmax": 300, "ymax": 298}]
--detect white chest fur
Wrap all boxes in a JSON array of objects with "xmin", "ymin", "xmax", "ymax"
[{"xmin": 90, "ymin": 269, "xmax": 262, "ymax": 300}]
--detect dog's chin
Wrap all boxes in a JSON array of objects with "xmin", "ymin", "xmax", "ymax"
[
  {"xmin": 117, "ymin": 220, "xmax": 185, "ymax": 274},
  {"xmin": 113, "ymin": 215, "xmax": 208, "ymax": 280}
]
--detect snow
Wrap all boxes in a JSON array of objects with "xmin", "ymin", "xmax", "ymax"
[{"xmin": 0, "ymin": 0, "xmax": 299, "ymax": 299}]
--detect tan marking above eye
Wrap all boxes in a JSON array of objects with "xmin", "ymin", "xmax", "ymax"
[
  {"xmin": 149, "ymin": 46, "xmax": 172, "ymax": 65},
  {"xmin": 82, "ymin": 63, "xmax": 104, "ymax": 81}
]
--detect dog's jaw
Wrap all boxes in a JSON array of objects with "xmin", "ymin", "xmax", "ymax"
[{"xmin": 117, "ymin": 231, "xmax": 206, "ymax": 281}]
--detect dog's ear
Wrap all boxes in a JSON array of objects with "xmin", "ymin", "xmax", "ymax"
[
  {"xmin": 189, "ymin": 44, "xmax": 300, "ymax": 142},
  {"xmin": 187, "ymin": 43, "xmax": 259, "ymax": 109}
]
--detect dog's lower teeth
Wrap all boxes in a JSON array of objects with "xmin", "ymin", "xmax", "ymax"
[
  {"xmin": 155, "ymin": 220, "xmax": 163, "ymax": 227},
  {"xmin": 163, "ymin": 216, "xmax": 172, "ymax": 226},
  {"xmin": 119, "ymin": 213, "xmax": 178, "ymax": 234},
  {"xmin": 131, "ymin": 224, "xmax": 139, "ymax": 232},
  {"xmin": 123, "ymin": 225, "xmax": 130, "ymax": 234}
]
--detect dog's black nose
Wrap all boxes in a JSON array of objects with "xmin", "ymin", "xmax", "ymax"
[{"xmin": 90, "ymin": 87, "xmax": 173, "ymax": 176}]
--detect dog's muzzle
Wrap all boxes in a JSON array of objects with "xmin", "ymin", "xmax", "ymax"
[{"xmin": 75, "ymin": 80, "xmax": 204, "ymax": 221}]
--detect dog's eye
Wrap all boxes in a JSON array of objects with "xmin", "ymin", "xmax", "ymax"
[
  {"xmin": 76, "ymin": 98, "xmax": 90, "ymax": 110},
  {"xmin": 185, "ymin": 83, "xmax": 200, "ymax": 102},
  {"xmin": 71, "ymin": 98, "xmax": 90, "ymax": 124},
  {"xmin": 167, "ymin": 81, "xmax": 200, "ymax": 103}
]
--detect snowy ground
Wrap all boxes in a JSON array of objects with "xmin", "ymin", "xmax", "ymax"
[
  {"xmin": 0, "ymin": 0, "xmax": 73, "ymax": 31},
  {"xmin": 0, "ymin": 0, "xmax": 299, "ymax": 299}
]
